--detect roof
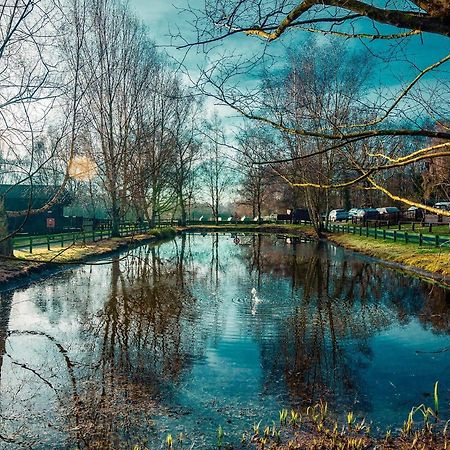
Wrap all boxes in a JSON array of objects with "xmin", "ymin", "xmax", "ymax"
[{"xmin": 0, "ymin": 184, "xmax": 71, "ymax": 211}]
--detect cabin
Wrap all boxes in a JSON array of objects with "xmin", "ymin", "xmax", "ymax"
[{"xmin": 0, "ymin": 184, "xmax": 71, "ymax": 235}]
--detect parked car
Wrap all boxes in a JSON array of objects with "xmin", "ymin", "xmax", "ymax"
[
  {"xmin": 377, "ymin": 206, "xmax": 400, "ymax": 215},
  {"xmin": 406, "ymin": 206, "xmax": 424, "ymax": 220},
  {"xmin": 355, "ymin": 208, "xmax": 380, "ymax": 220},
  {"xmin": 348, "ymin": 208, "xmax": 359, "ymax": 218},
  {"xmin": 435, "ymin": 202, "xmax": 450, "ymax": 211},
  {"xmin": 328, "ymin": 209, "xmax": 349, "ymax": 222}
]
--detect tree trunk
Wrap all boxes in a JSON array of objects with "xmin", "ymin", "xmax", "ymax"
[
  {"xmin": 110, "ymin": 196, "xmax": 121, "ymax": 237},
  {"xmin": 0, "ymin": 204, "xmax": 13, "ymax": 257},
  {"xmin": 179, "ymin": 196, "xmax": 187, "ymax": 226}
]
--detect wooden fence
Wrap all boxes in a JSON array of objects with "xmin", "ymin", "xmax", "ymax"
[
  {"xmin": 13, "ymin": 223, "xmax": 151, "ymax": 253},
  {"xmin": 326, "ymin": 223, "xmax": 450, "ymax": 248}
]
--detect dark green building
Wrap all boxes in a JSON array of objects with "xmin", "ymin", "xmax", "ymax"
[{"xmin": 0, "ymin": 184, "xmax": 71, "ymax": 235}]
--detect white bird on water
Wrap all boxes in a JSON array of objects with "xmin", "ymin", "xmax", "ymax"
[{"xmin": 250, "ymin": 287, "xmax": 262, "ymax": 315}]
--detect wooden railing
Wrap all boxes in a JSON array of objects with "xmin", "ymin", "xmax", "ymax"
[
  {"xmin": 13, "ymin": 222, "xmax": 151, "ymax": 253},
  {"xmin": 326, "ymin": 223, "xmax": 450, "ymax": 248}
]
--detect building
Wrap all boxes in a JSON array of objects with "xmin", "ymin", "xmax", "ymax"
[{"xmin": 0, "ymin": 184, "xmax": 71, "ymax": 235}]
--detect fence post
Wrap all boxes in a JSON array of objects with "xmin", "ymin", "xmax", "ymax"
[
  {"xmin": 435, "ymin": 235, "xmax": 439, "ymax": 248},
  {"xmin": 359, "ymin": 226, "xmax": 362, "ymax": 236},
  {"xmin": 419, "ymin": 233, "xmax": 423, "ymax": 247},
  {"xmin": 429, "ymin": 223, "xmax": 433, "ymax": 233},
  {"xmin": 92, "ymin": 229, "xmax": 95, "ymax": 242},
  {"xmin": 412, "ymin": 222, "xmax": 415, "ymax": 232},
  {"xmin": 398, "ymin": 222, "xmax": 401, "ymax": 230},
  {"xmin": 394, "ymin": 230, "xmax": 397, "ymax": 242},
  {"xmin": 366, "ymin": 225, "xmax": 369, "ymax": 237},
  {"xmin": 61, "ymin": 234, "xmax": 64, "ymax": 248},
  {"xmin": 47, "ymin": 236, "xmax": 50, "ymax": 251},
  {"xmin": 29, "ymin": 237, "xmax": 33, "ymax": 254},
  {"xmin": 383, "ymin": 229, "xmax": 386, "ymax": 240}
]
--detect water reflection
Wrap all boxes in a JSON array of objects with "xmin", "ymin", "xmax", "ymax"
[{"xmin": 0, "ymin": 233, "xmax": 448, "ymax": 448}]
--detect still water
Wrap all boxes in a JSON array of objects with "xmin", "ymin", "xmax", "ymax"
[{"xmin": 0, "ymin": 233, "xmax": 448, "ymax": 448}]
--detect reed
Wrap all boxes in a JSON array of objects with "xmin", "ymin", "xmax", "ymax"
[
  {"xmin": 434, "ymin": 380, "xmax": 439, "ymax": 418},
  {"xmin": 217, "ymin": 425, "xmax": 224, "ymax": 449},
  {"xmin": 165, "ymin": 433, "xmax": 173, "ymax": 450}
]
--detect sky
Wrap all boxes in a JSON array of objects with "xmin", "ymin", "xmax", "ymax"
[{"xmin": 127, "ymin": 1, "xmax": 450, "ymax": 127}]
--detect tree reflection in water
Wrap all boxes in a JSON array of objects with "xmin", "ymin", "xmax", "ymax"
[
  {"xmin": 0, "ymin": 233, "xmax": 448, "ymax": 449},
  {"xmin": 242, "ymin": 237, "xmax": 449, "ymax": 414},
  {"xmin": 72, "ymin": 235, "xmax": 204, "ymax": 448}
]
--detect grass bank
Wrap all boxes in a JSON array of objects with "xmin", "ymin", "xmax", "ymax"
[
  {"xmin": 327, "ymin": 233, "xmax": 450, "ymax": 284},
  {"xmin": 0, "ymin": 227, "xmax": 177, "ymax": 285}
]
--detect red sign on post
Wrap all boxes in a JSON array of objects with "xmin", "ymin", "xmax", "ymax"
[{"xmin": 47, "ymin": 218, "xmax": 55, "ymax": 228}]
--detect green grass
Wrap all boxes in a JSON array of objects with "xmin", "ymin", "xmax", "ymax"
[
  {"xmin": 12, "ymin": 226, "xmax": 175, "ymax": 251},
  {"xmin": 14, "ymin": 227, "xmax": 177, "ymax": 262},
  {"xmin": 328, "ymin": 233, "xmax": 450, "ymax": 279},
  {"xmin": 379, "ymin": 223, "xmax": 450, "ymax": 236}
]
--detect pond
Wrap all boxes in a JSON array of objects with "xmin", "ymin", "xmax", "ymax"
[{"xmin": 0, "ymin": 232, "xmax": 448, "ymax": 449}]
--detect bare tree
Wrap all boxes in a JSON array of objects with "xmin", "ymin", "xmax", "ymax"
[
  {"xmin": 131, "ymin": 63, "xmax": 182, "ymax": 227},
  {"xmin": 171, "ymin": 87, "xmax": 202, "ymax": 226},
  {"xmin": 235, "ymin": 124, "xmax": 275, "ymax": 223},
  {"xmin": 200, "ymin": 113, "xmax": 232, "ymax": 223},
  {"xmin": 180, "ymin": 0, "xmax": 450, "ymax": 217},
  {"xmin": 70, "ymin": 0, "xmax": 159, "ymax": 236},
  {"xmin": 0, "ymin": 0, "xmax": 72, "ymax": 255}
]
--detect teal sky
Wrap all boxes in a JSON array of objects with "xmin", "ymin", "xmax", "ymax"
[{"xmin": 128, "ymin": 1, "xmax": 450, "ymax": 123}]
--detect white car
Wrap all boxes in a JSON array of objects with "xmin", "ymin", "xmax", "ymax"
[
  {"xmin": 328, "ymin": 209, "xmax": 349, "ymax": 222},
  {"xmin": 377, "ymin": 207, "xmax": 400, "ymax": 215},
  {"xmin": 435, "ymin": 202, "xmax": 450, "ymax": 211},
  {"xmin": 348, "ymin": 208, "xmax": 359, "ymax": 218}
]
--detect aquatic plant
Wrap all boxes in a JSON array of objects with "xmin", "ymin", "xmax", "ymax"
[
  {"xmin": 274, "ymin": 429, "xmax": 282, "ymax": 444},
  {"xmin": 346, "ymin": 411, "xmax": 355, "ymax": 430},
  {"xmin": 166, "ymin": 433, "xmax": 173, "ymax": 450},
  {"xmin": 290, "ymin": 410, "xmax": 300, "ymax": 428},
  {"xmin": 134, "ymin": 384, "xmax": 447, "ymax": 449},
  {"xmin": 253, "ymin": 420, "xmax": 261, "ymax": 436},
  {"xmin": 402, "ymin": 408, "xmax": 415, "ymax": 436},
  {"xmin": 217, "ymin": 425, "xmax": 224, "ymax": 449},
  {"xmin": 434, "ymin": 380, "xmax": 440, "ymax": 418},
  {"xmin": 259, "ymin": 436, "xmax": 268, "ymax": 449},
  {"xmin": 279, "ymin": 409, "xmax": 288, "ymax": 426},
  {"xmin": 384, "ymin": 429, "xmax": 392, "ymax": 443}
]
